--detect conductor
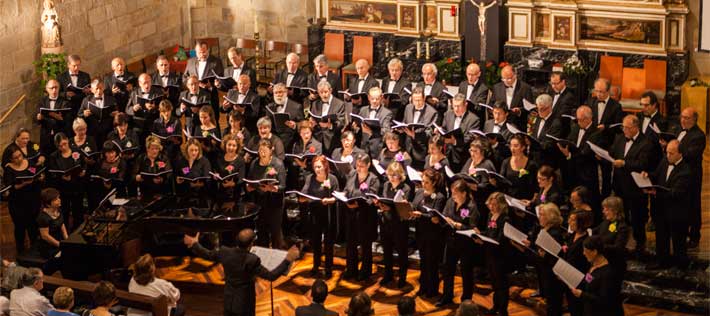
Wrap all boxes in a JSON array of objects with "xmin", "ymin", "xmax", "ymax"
[{"xmin": 183, "ymin": 228, "xmax": 300, "ymax": 316}]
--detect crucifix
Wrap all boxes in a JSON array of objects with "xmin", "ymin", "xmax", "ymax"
[{"xmin": 470, "ymin": 0, "xmax": 497, "ymax": 62}]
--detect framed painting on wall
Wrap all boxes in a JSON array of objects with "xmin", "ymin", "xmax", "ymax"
[
  {"xmin": 326, "ymin": 0, "xmax": 398, "ymax": 31},
  {"xmin": 578, "ymin": 14, "xmax": 665, "ymax": 54},
  {"xmin": 424, "ymin": 5, "xmax": 438, "ymax": 33},
  {"xmin": 554, "ymin": 16, "xmax": 572, "ymax": 42},
  {"xmin": 534, "ymin": 12, "xmax": 550, "ymax": 41}
]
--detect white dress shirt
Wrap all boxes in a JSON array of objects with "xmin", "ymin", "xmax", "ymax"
[{"xmin": 9, "ymin": 286, "xmax": 52, "ymax": 316}]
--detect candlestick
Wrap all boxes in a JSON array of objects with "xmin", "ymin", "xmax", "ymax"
[
  {"xmin": 254, "ymin": 15, "xmax": 259, "ymax": 34},
  {"xmin": 315, "ymin": 0, "xmax": 321, "ymax": 20},
  {"xmin": 425, "ymin": 41, "xmax": 430, "ymax": 60},
  {"xmin": 416, "ymin": 41, "xmax": 421, "ymax": 59}
]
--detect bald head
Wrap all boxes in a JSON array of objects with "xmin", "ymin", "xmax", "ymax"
[
  {"xmin": 466, "ymin": 63, "xmax": 481, "ymax": 84},
  {"xmin": 680, "ymin": 107, "xmax": 698, "ymax": 130},
  {"xmin": 666, "ymin": 139, "xmax": 682, "ymax": 164},
  {"xmin": 577, "ymin": 105, "xmax": 593, "ymax": 128},
  {"xmin": 138, "ymin": 73, "xmax": 151, "ymax": 91},
  {"xmin": 501, "ymin": 65, "xmax": 516, "ymax": 87},
  {"xmin": 237, "ymin": 228, "xmax": 256, "ymax": 249},
  {"xmin": 111, "ymin": 57, "xmax": 125, "ymax": 75}
]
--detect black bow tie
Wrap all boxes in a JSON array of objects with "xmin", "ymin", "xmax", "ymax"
[
  {"xmin": 681, "ymin": 129, "xmax": 688, "ymax": 132},
  {"xmin": 370, "ymin": 107, "xmax": 379, "ymax": 112},
  {"xmin": 116, "ymin": 75, "xmax": 124, "ymax": 79},
  {"xmin": 161, "ymin": 75, "xmax": 168, "ymax": 78},
  {"xmin": 554, "ymin": 92, "xmax": 561, "ymax": 96},
  {"xmin": 288, "ymin": 72, "xmax": 295, "ymax": 75},
  {"xmin": 189, "ymin": 94, "xmax": 197, "ymax": 97},
  {"xmin": 319, "ymin": 75, "xmax": 326, "ymax": 79},
  {"xmin": 626, "ymin": 137, "xmax": 634, "ymax": 142},
  {"xmin": 414, "ymin": 108, "xmax": 424, "ymax": 113},
  {"xmin": 94, "ymin": 97, "xmax": 103, "ymax": 101},
  {"xmin": 70, "ymin": 74, "xmax": 78, "ymax": 77},
  {"xmin": 643, "ymin": 115, "xmax": 652, "ymax": 119},
  {"xmin": 49, "ymin": 98, "xmax": 57, "ymax": 101},
  {"xmin": 358, "ymin": 78, "xmax": 366, "ymax": 82}
]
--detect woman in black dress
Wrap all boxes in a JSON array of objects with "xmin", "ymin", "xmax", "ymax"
[
  {"xmin": 570, "ymin": 236, "xmax": 624, "ymax": 316},
  {"xmin": 423, "ymin": 135, "xmax": 449, "ymax": 192},
  {"xmin": 330, "ymin": 131, "xmax": 365, "ymax": 186},
  {"xmin": 439, "ymin": 179, "xmax": 480, "ymax": 306},
  {"xmin": 132, "ymin": 135, "xmax": 173, "ymax": 200},
  {"xmin": 194, "ymin": 105, "xmax": 221, "ymax": 164},
  {"xmin": 174, "ymin": 138, "xmax": 212, "ymax": 212},
  {"xmin": 461, "ymin": 139, "xmax": 497, "ymax": 227},
  {"xmin": 477, "ymin": 192, "xmax": 511, "ymax": 316},
  {"xmin": 341, "ymin": 153, "xmax": 381, "ymax": 281},
  {"xmin": 564, "ymin": 210, "xmax": 594, "ymax": 316},
  {"xmin": 411, "ymin": 168, "xmax": 447, "ymax": 298},
  {"xmin": 2, "ymin": 144, "xmax": 43, "ymax": 253},
  {"xmin": 2, "ymin": 128, "xmax": 45, "ymax": 167},
  {"xmin": 593, "ymin": 196, "xmax": 631, "ymax": 274},
  {"xmin": 211, "ymin": 133, "xmax": 246, "ymax": 211},
  {"xmin": 374, "ymin": 161, "xmax": 411, "ymax": 288},
  {"xmin": 377, "ymin": 132, "xmax": 412, "ymax": 170},
  {"xmin": 107, "ymin": 113, "xmax": 140, "ymax": 196},
  {"xmin": 36, "ymin": 188, "xmax": 68, "ymax": 274},
  {"xmin": 298, "ymin": 155, "xmax": 338, "ymax": 278},
  {"xmin": 90, "ymin": 141, "xmax": 127, "ymax": 209},
  {"xmin": 70, "ymin": 117, "xmax": 98, "ymax": 164},
  {"xmin": 289, "ymin": 121, "xmax": 323, "ymax": 190},
  {"xmin": 151, "ymin": 100, "xmax": 182, "ymax": 163},
  {"xmin": 222, "ymin": 111, "xmax": 251, "ymax": 154},
  {"xmin": 496, "ymin": 134, "xmax": 538, "ymax": 200},
  {"xmin": 567, "ymin": 186, "xmax": 598, "ymax": 225},
  {"xmin": 522, "ymin": 165, "xmax": 564, "ymax": 210},
  {"xmin": 246, "ymin": 138, "xmax": 287, "ymax": 248},
  {"xmin": 47, "ymin": 133, "xmax": 86, "ymax": 229}
]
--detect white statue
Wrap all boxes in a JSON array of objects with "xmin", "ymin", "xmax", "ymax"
[
  {"xmin": 470, "ymin": 0, "xmax": 497, "ymax": 35},
  {"xmin": 41, "ymin": 0, "xmax": 61, "ymax": 50}
]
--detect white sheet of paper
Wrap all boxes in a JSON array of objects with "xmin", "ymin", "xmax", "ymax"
[
  {"xmin": 506, "ymin": 123, "xmax": 523, "ymax": 134},
  {"xmin": 456, "ymin": 229, "xmax": 500, "ymax": 245},
  {"xmin": 332, "ymin": 191, "xmax": 349, "ymax": 203},
  {"xmin": 535, "ymin": 229, "xmax": 562, "ymax": 256},
  {"xmin": 250, "ymin": 246, "xmax": 289, "ymax": 272},
  {"xmin": 586, "ymin": 141, "xmax": 615, "ymax": 162},
  {"xmin": 523, "ymin": 99, "xmax": 537, "ymax": 111},
  {"xmin": 630, "ymin": 172, "xmax": 653, "ymax": 188},
  {"xmin": 444, "ymin": 165, "xmax": 455, "ymax": 178},
  {"xmin": 371, "ymin": 159, "xmax": 386, "ymax": 175},
  {"xmin": 553, "ymin": 258, "xmax": 585, "ymax": 289},
  {"xmin": 285, "ymin": 190, "xmax": 322, "ymax": 201},
  {"xmin": 503, "ymin": 222, "xmax": 528, "ymax": 246},
  {"xmin": 504, "ymin": 194, "xmax": 530, "ymax": 214},
  {"xmin": 406, "ymin": 166, "xmax": 422, "ymax": 182}
]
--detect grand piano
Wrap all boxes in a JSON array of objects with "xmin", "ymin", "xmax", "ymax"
[{"xmin": 60, "ymin": 189, "xmax": 259, "ymax": 280}]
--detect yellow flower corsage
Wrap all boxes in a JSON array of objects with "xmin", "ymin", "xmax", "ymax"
[
  {"xmin": 518, "ymin": 168, "xmax": 528, "ymax": 178},
  {"xmin": 33, "ymin": 143, "xmax": 39, "ymax": 151},
  {"xmin": 202, "ymin": 130, "xmax": 210, "ymax": 137},
  {"xmin": 608, "ymin": 222, "xmax": 617, "ymax": 233}
]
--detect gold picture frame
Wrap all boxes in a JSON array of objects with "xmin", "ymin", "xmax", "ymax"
[{"xmin": 325, "ymin": 0, "xmax": 398, "ymax": 32}]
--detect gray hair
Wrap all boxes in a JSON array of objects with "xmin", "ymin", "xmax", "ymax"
[
  {"xmin": 422, "ymin": 63, "xmax": 437, "ymax": 75},
  {"xmin": 73, "ymin": 117, "xmax": 87, "ymax": 130},
  {"xmin": 595, "ymin": 78, "xmax": 611, "ymax": 91},
  {"xmin": 313, "ymin": 54, "xmax": 328, "ymax": 65},
  {"xmin": 387, "ymin": 58, "xmax": 403, "ymax": 70},
  {"xmin": 272, "ymin": 83, "xmax": 287, "ymax": 92},
  {"xmin": 577, "ymin": 105, "xmax": 593, "ymax": 120},
  {"xmin": 21, "ymin": 268, "xmax": 42, "ymax": 287},
  {"xmin": 536, "ymin": 94, "xmax": 553, "ymax": 107},
  {"xmin": 257, "ymin": 116, "xmax": 272, "ymax": 128},
  {"xmin": 317, "ymin": 80, "xmax": 332, "ymax": 91},
  {"xmin": 452, "ymin": 93, "xmax": 467, "ymax": 104},
  {"xmin": 286, "ymin": 52, "xmax": 299, "ymax": 62}
]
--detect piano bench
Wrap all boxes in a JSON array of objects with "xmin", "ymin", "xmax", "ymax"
[{"xmin": 16, "ymin": 251, "xmax": 48, "ymax": 270}]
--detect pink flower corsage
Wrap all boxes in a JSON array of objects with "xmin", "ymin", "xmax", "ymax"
[
  {"xmin": 28, "ymin": 167, "xmax": 36, "ymax": 174},
  {"xmin": 487, "ymin": 220, "xmax": 497, "ymax": 229},
  {"xmin": 584, "ymin": 273, "xmax": 594, "ymax": 283},
  {"xmin": 321, "ymin": 179, "xmax": 331, "ymax": 189},
  {"xmin": 309, "ymin": 146, "xmax": 316, "ymax": 153},
  {"xmin": 540, "ymin": 194, "xmax": 546, "ymax": 203},
  {"xmin": 359, "ymin": 182, "xmax": 369, "ymax": 192},
  {"xmin": 434, "ymin": 162, "xmax": 442, "ymax": 170},
  {"xmin": 225, "ymin": 165, "xmax": 234, "ymax": 172},
  {"xmin": 166, "ymin": 126, "xmax": 175, "ymax": 133},
  {"xmin": 267, "ymin": 167, "xmax": 277, "ymax": 176},
  {"xmin": 561, "ymin": 245, "xmax": 569, "ymax": 253},
  {"xmin": 157, "ymin": 161, "xmax": 166, "ymax": 169},
  {"xmin": 395, "ymin": 152, "xmax": 404, "ymax": 162},
  {"xmin": 460, "ymin": 208, "xmax": 470, "ymax": 218},
  {"xmin": 182, "ymin": 167, "xmax": 190, "ymax": 175},
  {"xmin": 72, "ymin": 152, "xmax": 80, "ymax": 160},
  {"xmin": 110, "ymin": 167, "xmax": 118, "ymax": 174}
]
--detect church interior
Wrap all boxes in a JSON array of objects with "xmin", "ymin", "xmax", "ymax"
[{"xmin": 0, "ymin": 0, "xmax": 709, "ymax": 315}]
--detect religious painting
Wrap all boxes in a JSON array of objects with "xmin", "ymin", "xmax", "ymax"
[
  {"xmin": 399, "ymin": 5, "xmax": 417, "ymax": 30},
  {"xmin": 534, "ymin": 13, "xmax": 550, "ymax": 40},
  {"xmin": 580, "ymin": 16, "xmax": 662, "ymax": 45},
  {"xmin": 327, "ymin": 0, "xmax": 398, "ymax": 31},
  {"xmin": 424, "ymin": 6, "xmax": 438, "ymax": 32},
  {"xmin": 554, "ymin": 16, "xmax": 571, "ymax": 42}
]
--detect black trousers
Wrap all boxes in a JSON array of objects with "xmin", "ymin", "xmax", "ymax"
[
  {"xmin": 8, "ymin": 201, "xmax": 39, "ymax": 254},
  {"xmin": 380, "ymin": 215, "xmax": 409, "ymax": 279},
  {"xmin": 345, "ymin": 207, "xmax": 376, "ymax": 274},
  {"xmin": 416, "ymin": 222, "xmax": 444, "ymax": 296},
  {"xmin": 656, "ymin": 212, "xmax": 689, "ymax": 266},
  {"xmin": 622, "ymin": 194, "xmax": 648, "ymax": 250},
  {"xmin": 688, "ymin": 171, "xmax": 703, "ymax": 242},
  {"xmin": 59, "ymin": 189, "xmax": 84, "ymax": 230},
  {"xmin": 256, "ymin": 198, "xmax": 285, "ymax": 249},
  {"xmin": 486, "ymin": 249, "xmax": 509, "ymax": 316},
  {"xmin": 309, "ymin": 205, "xmax": 336, "ymax": 271},
  {"xmin": 442, "ymin": 239, "xmax": 477, "ymax": 300}
]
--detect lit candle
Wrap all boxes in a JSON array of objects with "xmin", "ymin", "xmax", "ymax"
[
  {"xmin": 416, "ymin": 41, "xmax": 421, "ymax": 58},
  {"xmin": 425, "ymin": 41, "xmax": 430, "ymax": 59},
  {"xmin": 254, "ymin": 14, "xmax": 259, "ymax": 34},
  {"xmin": 315, "ymin": 0, "xmax": 320, "ymax": 20}
]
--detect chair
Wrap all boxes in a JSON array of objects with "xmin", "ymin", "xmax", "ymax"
[
  {"xmin": 644, "ymin": 59, "xmax": 667, "ymax": 114},
  {"xmin": 619, "ymin": 67, "xmax": 646, "ymax": 112},
  {"xmin": 196, "ymin": 37, "xmax": 220, "ymax": 58},
  {"xmin": 599, "ymin": 55, "xmax": 623, "ymax": 87},
  {"xmin": 266, "ymin": 41, "xmax": 290, "ymax": 73},
  {"xmin": 341, "ymin": 35, "xmax": 374, "ymax": 89},
  {"xmin": 324, "ymin": 32, "xmax": 345, "ymax": 72}
]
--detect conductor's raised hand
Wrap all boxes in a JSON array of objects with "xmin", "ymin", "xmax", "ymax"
[{"xmin": 286, "ymin": 245, "xmax": 300, "ymax": 262}]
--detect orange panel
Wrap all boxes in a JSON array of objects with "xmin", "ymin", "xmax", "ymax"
[
  {"xmin": 324, "ymin": 33, "xmax": 345, "ymax": 63},
  {"xmin": 600, "ymin": 55, "xmax": 623, "ymax": 87},
  {"xmin": 644, "ymin": 59, "xmax": 667, "ymax": 92},
  {"xmin": 352, "ymin": 35, "xmax": 374, "ymax": 65},
  {"xmin": 621, "ymin": 68, "xmax": 645, "ymax": 100}
]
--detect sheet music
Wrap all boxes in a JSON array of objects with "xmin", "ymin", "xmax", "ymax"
[
  {"xmin": 332, "ymin": 191, "xmax": 349, "ymax": 203},
  {"xmin": 523, "ymin": 99, "xmax": 537, "ymax": 111},
  {"xmin": 250, "ymin": 246, "xmax": 289, "ymax": 272},
  {"xmin": 535, "ymin": 229, "xmax": 562, "ymax": 256},
  {"xmin": 506, "ymin": 123, "xmax": 523, "ymax": 134},
  {"xmin": 504, "ymin": 194, "xmax": 530, "ymax": 214},
  {"xmin": 630, "ymin": 172, "xmax": 653, "ymax": 188},
  {"xmin": 406, "ymin": 166, "xmax": 422, "ymax": 182},
  {"xmin": 503, "ymin": 222, "xmax": 528, "ymax": 246},
  {"xmin": 371, "ymin": 159, "xmax": 385, "ymax": 175},
  {"xmin": 444, "ymin": 165, "xmax": 455, "ymax": 178},
  {"xmin": 586, "ymin": 141, "xmax": 615, "ymax": 163},
  {"xmin": 285, "ymin": 190, "xmax": 322, "ymax": 201},
  {"xmin": 553, "ymin": 258, "xmax": 585, "ymax": 289},
  {"xmin": 456, "ymin": 229, "xmax": 500, "ymax": 245}
]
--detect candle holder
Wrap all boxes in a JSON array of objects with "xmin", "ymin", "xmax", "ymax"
[{"xmin": 254, "ymin": 32, "xmax": 260, "ymax": 82}]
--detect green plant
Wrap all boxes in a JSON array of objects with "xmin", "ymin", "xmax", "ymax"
[
  {"xmin": 484, "ymin": 60, "xmax": 508, "ymax": 89},
  {"xmin": 33, "ymin": 53, "xmax": 67, "ymax": 94},
  {"xmin": 434, "ymin": 57, "xmax": 462, "ymax": 85}
]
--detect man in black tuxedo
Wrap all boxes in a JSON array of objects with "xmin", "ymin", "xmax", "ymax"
[
  {"xmin": 530, "ymin": 94, "xmax": 564, "ymax": 169},
  {"xmin": 57, "ymin": 54, "xmax": 91, "ymax": 113},
  {"xmin": 351, "ymin": 87, "xmax": 393, "ymax": 156},
  {"xmin": 151, "ymin": 55, "xmax": 182, "ymax": 107},
  {"xmin": 184, "ymin": 41, "xmax": 224, "ymax": 120},
  {"xmin": 416, "ymin": 63, "xmax": 450, "ymax": 124},
  {"xmin": 222, "ymin": 75, "xmax": 262, "ymax": 134},
  {"xmin": 309, "ymin": 81, "xmax": 346, "ymax": 156},
  {"xmin": 549, "ymin": 72, "xmax": 577, "ymax": 137},
  {"xmin": 644, "ymin": 140, "xmax": 692, "ymax": 268},
  {"xmin": 177, "ymin": 76, "xmax": 211, "ymax": 134},
  {"xmin": 307, "ymin": 54, "xmax": 342, "ymax": 102},
  {"xmin": 345, "ymin": 59, "xmax": 379, "ymax": 108},
  {"xmin": 637, "ymin": 91, "xmax": 667, "ymax": 169},
  {"xmin": 589, "ymin": 78, "xmax": 623, "ymax": 198},
  {"xmin": 610, "ymin": 114, "xmax": 655, "ymax": 253},
  {"xmin": 78, "ymin": 79, "xmax": 119, "ymax": 147},
  {"xmin": 104, "ymin": 57, "xmax": 135, "ymax": 112},
  {"xmin": 558, "ymin": 106, "xmax": 603, "ymax": 209},
  {"xmin": 35, "ymin": 80, "xmax": 71, "ymax": 155},
  {"xmin": 295, "ymin": 279, "xmax": 338, "ymax": 316},
  {"xmin": 271, "ymin": 53, "xmax": 308, "ymax": 102},
  {"xmin": 126, "ymin": 73, "xmax": 163, "ymax": 139},
  {"xmin": 400, "ymin": 87, "xmax": 439, "ymax": 168},
  {"xmin": 266, "ymin": 83, "xmax": 304, "ymax": 151},
  {"xmin": 458, "ymin": 63, "xmax": 490, "ymax": 120},
  {"xmin": 665, "ymin": 108, "xmax": 706, "ymax": 248},
  {"xmin": 381, "ymin": 58, "xmax": 411, "ymax": 121},
  {"xmin": 217, "ymin": 47, "xmax": 256, "ymax": 93},
  {"xmin": 184, "ymin": 228, "xmax": 299, "ymax": 316},
  {"xmin": 440, "ymin": 94, "xmax": 481, "ymax": 171},
  {"xmin": 490, "ymin": 65, "xmax": 533, "ymax": 129},
  {"xmin": 482, "ymin": 103, "xmax": 513, "ymax": 169}
]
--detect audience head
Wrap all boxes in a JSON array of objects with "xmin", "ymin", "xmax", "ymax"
[
  {"xmin": 355, "ymin": 59, "xmax": 370, "ymax": 78},
  {"xmin": 486, "ymin": 192, "xmax": 508, "ymax": 215},
  {"xmin": 40, "ymin": 187, "xmax": 61, "ymax": 210},
  {"xmin": 421, "ymin": 63, "xmax": 437, "ymax": 84},
  {"xmin": 397, "ymin": 296, "xmax": 415, "ymax": 316},
  {"xmin": 21, "ymin": 268, "xmax": 44, "ymax": 290},
  {"xmin": 455, "ymin": 300, "xmax": 481, "ymax": 316},
  {"xmin": 310, "ymin": 279, "xmax": 329, "ymax": 304},
  {"xmin": 466, "ymin": 63, "xmax": 482, "ymax": 84},
  {"xmin": 387, "ymin": 58, "xmax": 404, "ymax": 80},
  {"xmin": 601, "ymin": 196, "xmax": 625, "ymax": 222},
  {"xmin": 538, "ymin": 203, "xmax": 563, "ymax": 228},
  {"xmin": 53, "ymin": 287, "xmax": 75, "ymax": 311},
  {"xmin": 45, "ymin": 79, "xmax": 59, "ymax": 98},
  {"xmin": 550, "ymin": 71, "xmax": 567, "ymax": 93},
  {"xmin": 640, "ymin": 91, "xmax": 659, "ymax": 116},
  {"xmin": 132, "ymin": 254, "xmax": 156, "ymax": 286},
  {"xmin": 666, "ymin": 139, "xmax": 682, "ymax": 164},
  {"xmin": 237, "ymin": 228, "xmax": 257, "ymax": 249},
  {"xmin": 346, "ymin": 292, "xmax": 374, "ymax": 316},
  {"xmin": 500, "ymin": 65, "xmax": 516, "ymax": 87},
  {"xmin": 622, "ymin": 114, "xmax": 640, "ymax": 138},
  {"xmin": 680, "ymin": 107, "xmax": 698, "ymax": 130},
  {"xmin": 92, "ymin": 281, "xmax": 117, "ymax": 308}
]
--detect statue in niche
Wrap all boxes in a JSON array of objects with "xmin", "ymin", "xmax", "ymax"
[{"xmin": 41, "ymin": 0, "xmax": 62, "ymax": 51}]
